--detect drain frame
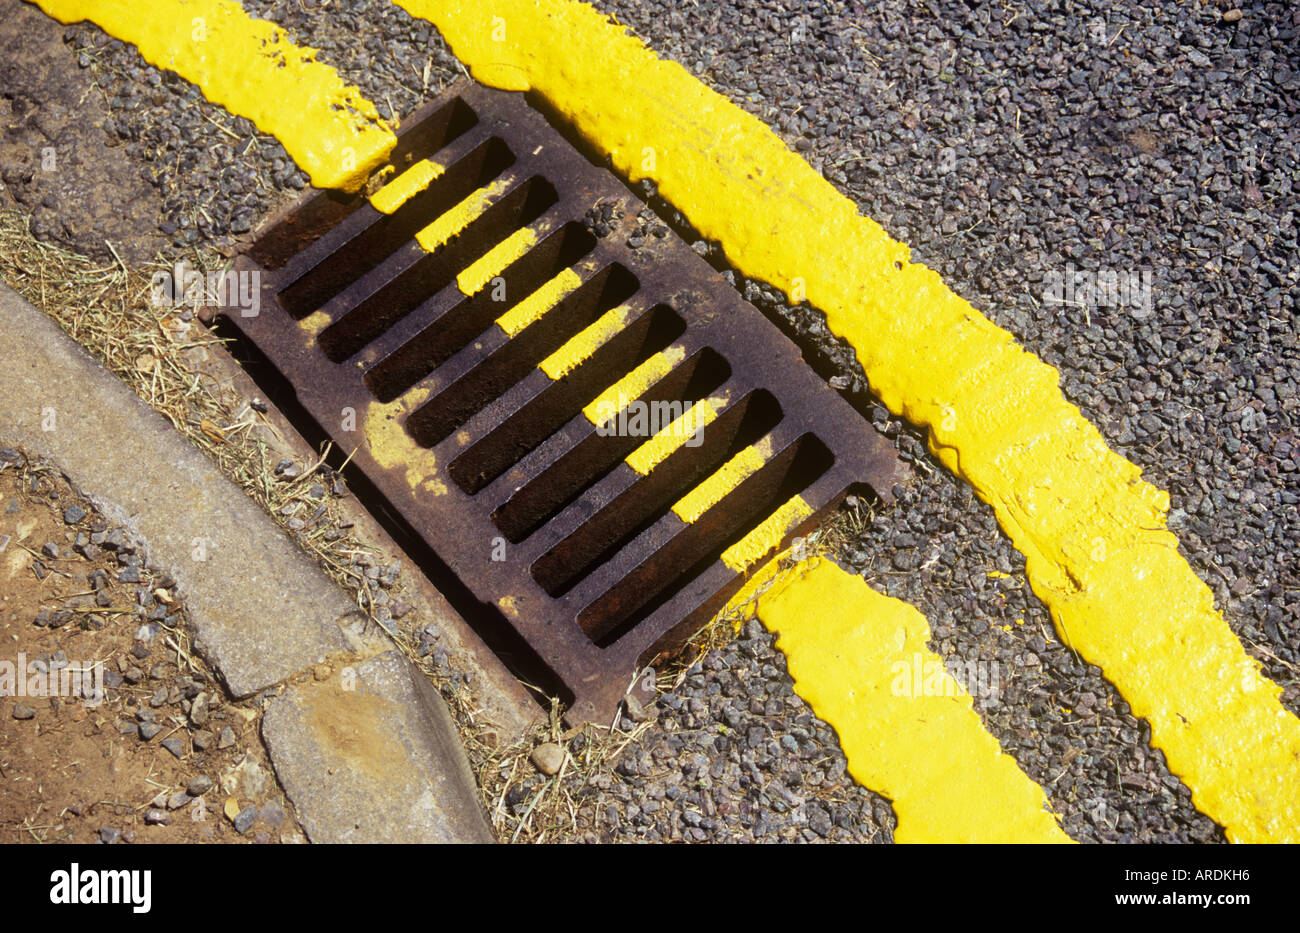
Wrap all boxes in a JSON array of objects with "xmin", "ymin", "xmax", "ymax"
[{"xmin": 219, "ymin": 81, "xmax": 898, "ymax": 723}]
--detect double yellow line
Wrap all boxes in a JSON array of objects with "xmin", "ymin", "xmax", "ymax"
[{"xmin": 36, "ymin": 0, "xmax": 1299, "ymax": 842}]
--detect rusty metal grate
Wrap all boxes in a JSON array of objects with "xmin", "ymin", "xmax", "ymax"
[{"xmin": 218, "ymin": 82, "xmax": 898, "ymax": 723}]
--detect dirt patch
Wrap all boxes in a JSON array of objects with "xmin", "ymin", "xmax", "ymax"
[
  {"xmin": 301, "ymin": 680, "xmax": 398, "ymax": 782},
  {"xmin": 0, "ymin": 0, "xmax": 167, "ymax": 262},
  {"xmin": 1126, "ymin": 128, "xmax": 1161, "ymax": 156},
  {"xmin": 0, "ymin": 447, "xmax": 302, "ymax": 843}
]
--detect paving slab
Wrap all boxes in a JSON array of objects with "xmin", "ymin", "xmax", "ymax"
[
  {"xmin": 261, "ymin": 650, "xmax": 494, "ymax": 844},
  {"xmin": 0, "ymin": 282, "xmax": 353, "ymax": 696}
]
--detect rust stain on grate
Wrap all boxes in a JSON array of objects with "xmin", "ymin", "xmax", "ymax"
[{"xmin": 218, "ymin": 82, "xmax": 899, "ymax": 723}]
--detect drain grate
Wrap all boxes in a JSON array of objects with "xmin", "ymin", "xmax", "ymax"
[{"xmin": 219, "ymin": 82, "xmax": 898, "ymax": 723}]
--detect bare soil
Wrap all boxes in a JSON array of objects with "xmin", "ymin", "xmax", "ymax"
[{"xmin": 0, "ymin": 449, "xmax": 302, "ymax": 844}]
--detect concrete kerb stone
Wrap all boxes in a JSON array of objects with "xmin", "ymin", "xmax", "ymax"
[
  {"xmin": 176, "ymin": 325, "xmax": 539, "ymax": 738},
  {"xmin": 0, "ymin": 282, "xmax": 492, "ymax": 842},
  {"xmin": 0, "ymin": 282, "xmax": 353, "ymax": 695},
  {"xmin": 261, "ymin": 650, "xmax": 495, "ymax": 843}
]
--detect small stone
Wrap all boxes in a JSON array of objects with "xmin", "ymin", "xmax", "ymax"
[
  {"xmin": 258, "ymin": 797, "xmax": 285, "ymax": 828},
  {"xmin": 162, "ymin": 737, "xmax": 185, "ymax": 758},
  {"xmin": 149, "ymin": 688, "xmax": 168, "ymax": 708},
  {"xmin": 233, "ymin": 804, "xmax": 258, "ymax": 834},
  {"xmin": 167, "ymin": 791, "xmax": 192, "ymax": 810},
  {"xmin": 218, "ymin": 726, "xmax": 236, "ymax": 749},
  {"xmin": 144, "ymin": 809, "xmax": 169, "ymax": 825},
  {"xmin": 808, "ymin": 806, "xmax": 833, "ymax": 837},
  {"xmin": 187, "ymin": 774, "xmax": 213, "ymax": 797},
  {"xmin": 1222, "ymin": 8, "xmax": 1243, "ymax": 23},
  {"xmin": 530, "ymin": 742, "xmax": 565, "ymax": 775},
  {"xmin": 138, "ymin": 722, "xmax": 162, "ymax": 740},
  {"xmin": 624, "ymin": 694, "xmax": 651, "ymax": 723},
  {"xmin": 224, "ymin": 754, "xmax": 271, "ymax": 800},
  {"xmin": 192, "ymin": 729, "xmax": 215, "ymax": 751},
  {"xmin": 98, "ymin": 826, "xmax": 121, "ymax": 845},
  {"xmin": 189, "ymin": 692, "xmax": 209, "ymax": 726},
  {"xmin": 12, "ymin": 704, "xmax": 35, "ymax": 720},
  {"xmin": 63, "ymin": 504, "xmax": 87, "ymax": 524}
]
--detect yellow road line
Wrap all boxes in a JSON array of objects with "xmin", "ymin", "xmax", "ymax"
[
  {"xmin": 758, "ymin": 558, "xmax": 1073, "ymax": 843},
  {"xmin": 35, "ymin": 0, "xmax": 395, "ymax": 191},
  {"xmin": 398, "ymin": 0, "xmax": 1300, "ymax": 842}
]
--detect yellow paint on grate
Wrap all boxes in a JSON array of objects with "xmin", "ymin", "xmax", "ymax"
[
  {"xmin": 671, "ymin": 439, "xmax": 773, "ymax": 525},
  {"xmin": 540, "ymin": 305, "xmax": 637, "ymax": 380},
  {"xmin": 414, "ymin": 177, "xmax": 512, "ymax": 253},
  {"xmin": 721, "ymin": 495, "xmax": 813, "ymax": 574},
  {"xmin": 371, "ymin": 159, "xmax": 444, "ymax": 213},
  {"xmin": 494, "ymin": 268, "xmax": 583, "ymax": 337},
  {"xmin": 458, "ymin": 227, "xmax": 541, "ymax": 297},
  {"xmin": 581, "ymin": 348, "xmax": 684, "ymax": 427},
  {"xmin": 624, "ymin": 395, "xmax": 726, "ymax": 476}
]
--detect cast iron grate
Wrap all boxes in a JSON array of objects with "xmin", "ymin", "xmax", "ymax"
[{"xmin": 219, "ymin": 82, "xmax": 898, "ymax": 723}]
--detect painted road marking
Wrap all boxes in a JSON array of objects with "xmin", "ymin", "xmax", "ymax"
[
  {"xmin": 413, "ymin": 176, "xmax": 514, "ymax": 254},
  {"xmin": 671, "ymin": 439, "xmax": 773, "ymax": 525},
  {"xmin": 494, "ymin": 267, "xmax": 583, "ymax": 337},
  {"xmin": 539, "ymin": 304, "xmax": 636, "ymax": 380},
  {"xmin": 33, "ymin": 0, "xmax": 395, "ymax": 191},
  {"xmin": 757, "ymin": 558, "xmax": 1072, "ymax": 843},
  {"xmin": 624, "ymin": 394, "xmax": 725, "ymax": 476},
  {"xmin": 38, "ymin": 0, "xmax": 1300, "ymax": 841},
  {"xmin": 397, "ymin": 0, "xmax": 1300, "ymax": 842}
]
